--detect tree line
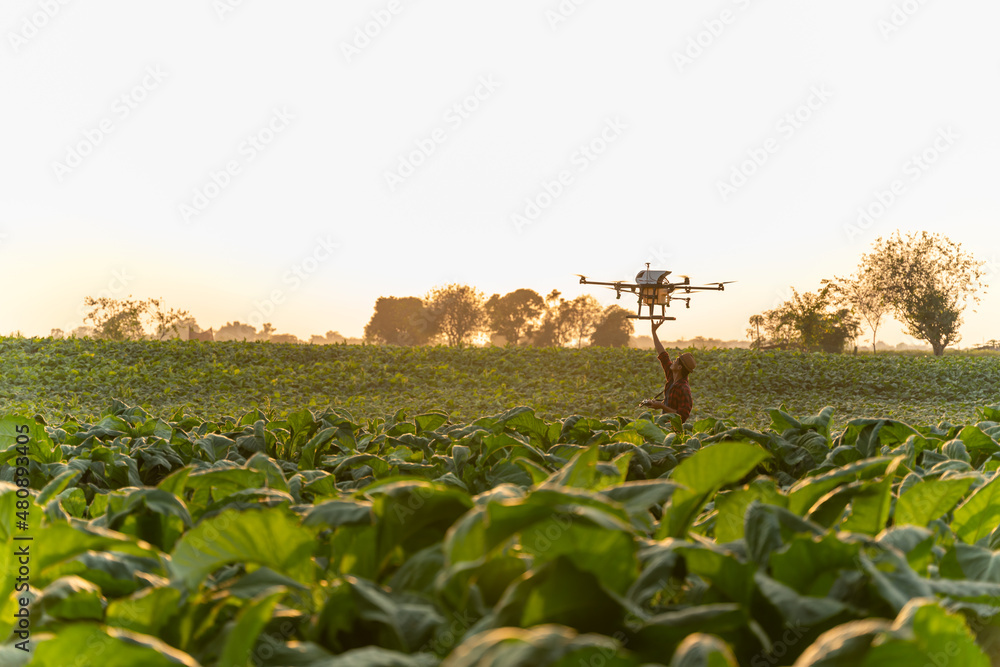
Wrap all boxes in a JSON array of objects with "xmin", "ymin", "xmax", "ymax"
[
  {"xmin": 56, "ymin": 230, "xmax": 989, "ymax": 354},
  {"xmin": 58, "ymin": 287, "xmax": 637, "ymax": 348},
  {"xmin": 747, "ymin": 231, "xmax": 988, "ymax": 356},
  {"xmin": 364, "ymin": 286, "xmax": 635, "ymax": 347}
]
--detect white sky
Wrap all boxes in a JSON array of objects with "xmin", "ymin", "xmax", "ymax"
[{"xmin": 1, "ymin": 1, "xmax": 998, "ymax": 345}]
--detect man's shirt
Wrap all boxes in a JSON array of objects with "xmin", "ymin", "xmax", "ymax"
[{"xmin": 657, "ymin": 350, "xmax": 693, "ymax": 422}]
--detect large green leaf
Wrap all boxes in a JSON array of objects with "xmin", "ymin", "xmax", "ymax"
[
  {"xmin": 840, "ymin": 470, "xmax": 897, "ymax": 536},
  {"xmin": 493, "ymin": 557, "xmax": 626, "ymax": 633},
  {"xmin": 32, "ymin": 522, "xmax": 161, "ymax": 581},
  {"xmin": 218, "ymin": 587, "xmax": 287, "ymax": 667},
  {"xmin": 520, "ymin": 517, "xmax": 639, "ymax": 596},
  {"xmin": 679, "ymin": 544, "xmax": 756, "ymax": 606},
  {"xmin": 169, "ymin": 506, "xmax": 317, "ymax": 590},
  {"xmin": 0, "ymin": 416, "xmax": 60, "ymax": 464},
  {"xmin": 895, "ymin": 476, "xmax": 975, "ymax": 528},
  {"xmin": 30, "ymin": 624, "xmax": 200, "ymax": 666},
  {"xmin": 36, "ymin": 470, "xmax": 79, "ymax": 506},
  {"xmin": 939, "ymin": 542, "xmax": 1000, "ymax": 583},
  {"xmin": 753, "ymin": 571, "xmax": 850, "ymax": 630},
  {"xmin": 669, "ymin": 633, "xmax": 739, "ymax": 667},
  {"xmin": 659, "ymin": 440, "xmax": 770, "ymax": 538},
  {"xmin": 541, "ymin": 445, "xmax": 625, "ymax": 491},
  {"xmin": 185, "ymin": 468, "xmax": 267, "ymax": 499},
  {"xmin": 770, "ymin": 533, "xmax": 862, "ymax": 596},
  {"xmin": 34, "ymin": 575, "xmax": 106, "ymax": 622},
  {"xmin": 366, "ymin": 480, "xmax": 473, "ymax": 570},
  {"xmin": 787, "ymin": 457, "xmax": 895, "ymax": 516},
  {"xmin": 714, "ymin": 479, "xmax": 787, "ymax": 543},
  {"xmin": 633, "ymin": 604, "xmax": 751, "ymax": 661},
  {"xmin": 304, "ymin": 500, "xmax": 374, "ymax": 528},
  {"xmin": 106, "ymin": 586, "xmax": 183, "ymax": 635},
  {"xmin": 442, "ymin": 624, "xmax": 641, "ymax": 667},
  {"xmin": 952, "ymin": 473, "xmax": 1000, "ymax": 544},
  {"xmin": 859, "ymin": 600, "xmax": 989, "ymax": 667},
  {"xmin": 791, "ymin": 619, "xmax": 893, "ymax": 665}
]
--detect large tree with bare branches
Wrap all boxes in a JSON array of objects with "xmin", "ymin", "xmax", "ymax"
[{"xmin": 860, "ymin": 231, "xmax": 987, "ymax": 356}]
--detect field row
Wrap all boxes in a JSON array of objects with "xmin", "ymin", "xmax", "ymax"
[{"xmin": 1, "ymin": 338, "xmax": 998, "ymax": 427}]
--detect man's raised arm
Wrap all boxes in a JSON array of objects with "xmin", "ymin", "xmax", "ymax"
[{"xmin": 652, "ymin": 320, "xmax": 666, "ymax": 356}]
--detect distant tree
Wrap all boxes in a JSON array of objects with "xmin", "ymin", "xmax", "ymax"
[
  {"xmin": 175, "ymin": 316, "xmax": 202, "ymax": 334},
  {"xmin": 860, "ymin": 231, "xmax": 987, "ymax": 356},
  {"xmin": 364, "ymin": 296, "xmax": 436, "ymax": 345},
  {"xmin": 259, "ymin": 323, "xmax": 276, "ymax": 341},
  {"xmin": 528, "ymin": 290, "xmax": 568, "ymax": 347},
  {"xmin": 529, "ymin": 318, "xmax": 558, "ymax": 347},
  {"xmin": 216, "ymin": 321, "xmax": 259, "ymax": 342},
  {"xmin": 561, "ymin": 295, "xmax": 604, "ymax": 348},
  {"xmin": 310, "ymin": 331, "xmax": 347, "ymax": 345},
  {"xmin": 750, "ymin": 286, "xmax": 860, "ymax": 353},
  {"xmin": 485, "ymin": 289, "xmax": 545, "ymax": 346},
  {"xmin": 590, "ymin": 305, "xmax": 634, "ymax": 347},
  {"xmin": 68, "ymin": 325, "xmax": 95, "ymax": 339},
  {"xmin": 50, "ymin": 328, "xmax": 64, "ymax": 339},
  {"xmin": 824, "ymin": 273, "xmax": 891, "ymax": 354},
  {"xmin": 83, "ymin": 296, "xmax": 189, "ymax": 341},
  {"xmin": 269, "ymin": 333, "xmax": 300, "ymax": 344},
  {"xmin": 425, "ymin": 284, "xmax": 485, "ymax": 346},
  {"xmin": 148, "ymin": 298, "xmax": 190, "ymax": 340},
  {"xmin": 84, "ymin": 296, "xmax": 146, "ymax": 341},
  {"xmin": 746, "ymin": 314, "xmax": 764, "ymax": 350}
]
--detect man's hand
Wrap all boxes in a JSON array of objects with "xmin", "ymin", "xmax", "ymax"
[{"xmin": 651, "ymin": 320, "xmax": 664, "ymax": 332}]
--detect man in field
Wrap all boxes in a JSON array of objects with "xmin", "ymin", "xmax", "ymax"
[{"xmin": 642, "ymin": 320, "xmax": 695, "ymax": 422}]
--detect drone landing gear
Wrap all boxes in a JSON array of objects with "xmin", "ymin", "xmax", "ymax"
[{"xmin": 627, "ymin": 316, "xmax": 676, "ymax": 321}]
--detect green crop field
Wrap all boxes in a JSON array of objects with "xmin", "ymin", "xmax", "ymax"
[
  {"xmin": 1, "ymin": 337, "xmax": 998, "ymax": 428},
  {"xmin": 2, "ymin": 337, "xmax": 1000, "ymax": 665}
]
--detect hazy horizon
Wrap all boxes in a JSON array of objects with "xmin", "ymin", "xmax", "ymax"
[{"xmin": 2, "ymin": 1, "xmax": 997, "ymax": 347}]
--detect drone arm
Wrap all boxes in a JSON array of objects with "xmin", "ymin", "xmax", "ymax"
[{"xmin": 582, "ymin": 280, "xmax": 639, "ymax": 288}]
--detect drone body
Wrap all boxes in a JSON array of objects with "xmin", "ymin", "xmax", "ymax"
[{"xmin": 577, "ymin": 264, "xmax": 734, "ymax": 321}]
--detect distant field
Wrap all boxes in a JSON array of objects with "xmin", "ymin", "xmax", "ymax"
[{"xmin": 1, "ymin": 337, "xmax": 998, "ymax": 428}]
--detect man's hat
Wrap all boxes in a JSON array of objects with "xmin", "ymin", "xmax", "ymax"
[{"xmin": 678, "ymin": 352, "xmax": 696, "ymax": 372}]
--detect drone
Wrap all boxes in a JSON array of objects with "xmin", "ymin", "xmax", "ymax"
[{"xmin": 577, "ymin": 264, "xmax": 734, "ymax": 321}]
